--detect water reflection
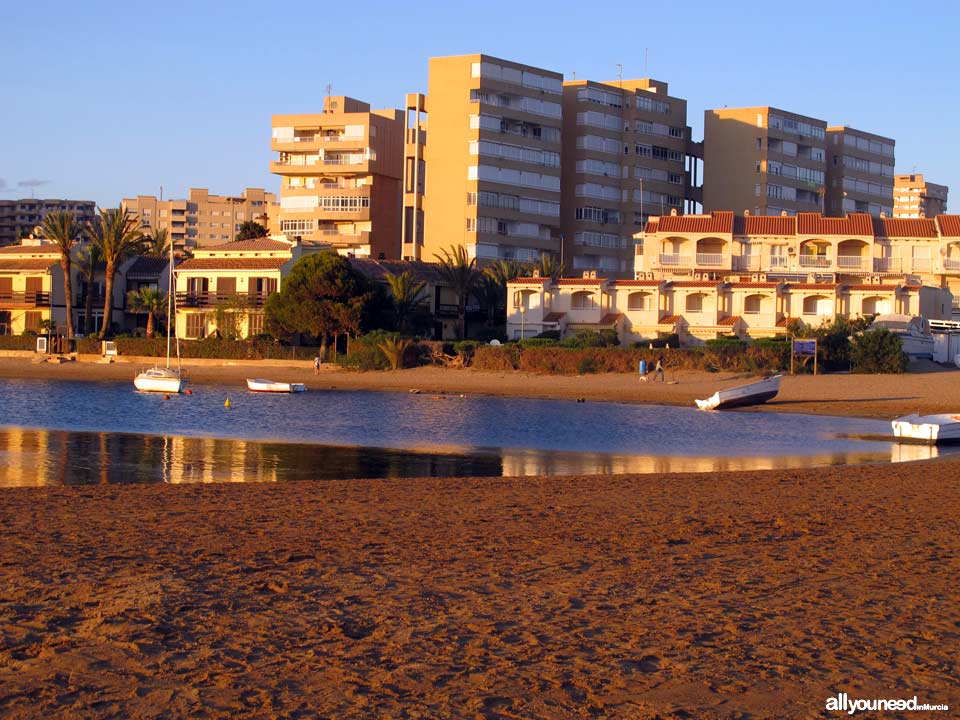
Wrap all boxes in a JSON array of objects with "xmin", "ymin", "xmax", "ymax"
[{"xmin": 0, "ymin": 427, "xmax": 949, "ymax": 488}]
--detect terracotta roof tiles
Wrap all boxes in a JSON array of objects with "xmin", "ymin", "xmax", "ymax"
[
  {"xmin": 202, "ymin": 238, "xmax": 293, "ymax": 252},
  {"xmin": 844, "ymin": 284, "xmax": 900, "ymax": 291},
  {"xmin": 797, "ymin": 212, "xmax": 873, "ymax": 236},
  {"xmin": 176, "ymin": 258, "xmax": 287, "ymax": 271},
  {"xmin": 732, "ymin": 215, "xmax": 797, "ymax": 236},
  {"xmin": 0, "ymin": 259, "xmax": 59, "ymax": 271},
  {"xmin": 717, "ymin": 316, "xmax": 740, "ymax": 326},
  {"xmin": 872, "ymin": 217, "xmax": 938, "ymax": 239},
  {"xmin": 542, "ymin": 312, "xmax": 566, "ymax": 323},
  {"xmin": 726, "ymin": 282, "xmax": 780, "ymax": 289},
  {"xmin": 0, "ymin": 244, "xmax": 61, "ymax": 255},
  {"xmin": 609, "ymin": 279, "xmax": 662, "ymax": 287},
  {"xmin": 653, "ymin": 211, "xmax": 734, "ymax": 235},
  {"xmin": 784, "ymin": 283, "xmax": 839, "ymax": 290},
  {"xmin": 669, "ymin": 280, "xmax": 722, "ymax": 288},
  {"xmin": 125, "ymin": 256, "xmax": 169, "ymax": 276},
  {"xmin": 556, "ymin": 278, "xmax": 605, "ymax": 286},
  {"xmin": 937, "ymin": 215, "xmax": 960, "ymax": 237},
  {"xmin": 599, "ymin": 313, "xmax": 622, "ymax": 325},
  {"xmin": 658, "ymin": 314, "xmax": 682, "ymax": 325}
]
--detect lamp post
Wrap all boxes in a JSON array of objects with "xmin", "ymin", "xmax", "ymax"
[{"xmin": 519, "ymin": 305, "xmax": 526, "ymax": 340}]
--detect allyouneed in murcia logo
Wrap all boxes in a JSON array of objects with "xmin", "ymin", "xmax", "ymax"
[{"xmin": 826, "ymin": 692, "xmax": 949, "ymax": 715}]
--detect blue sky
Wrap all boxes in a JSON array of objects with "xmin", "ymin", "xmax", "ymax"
[{"xmin": 2, "ymin": 0, "xmax": 956, "ymax": 209}]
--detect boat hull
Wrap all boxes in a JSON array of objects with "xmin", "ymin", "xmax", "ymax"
[
  {"xmin": 246, "ymin": 379, "xmax": 307, "ymax": 393},
  {"xmin": 134, "ymin": 372, "xmax": 186, "ymax": 394},
  {"xmin": 695, "ymin": 375, "xmax": 782, "ymax": 411},
  {"xmin": 891, "ymin": 413, "xmax": 960, "ymax": 445}
]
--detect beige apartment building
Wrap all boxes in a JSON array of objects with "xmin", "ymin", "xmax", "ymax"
[
  {"xmin": 410, "ymin": 54, "xmax": 564, "ymax": 266},
  {"xmin": 703, "ymin": 107, "xmax": 827, "ymax": 216},
  {"xmin": 894, "ymin": 174, "xmax": 949, "ymax": 218},
  {"xmin": 561, "ymin": 78, "xmax": 692, "ymax": 276},
  {"xmin": 0, "ymin": 199, "xmax": 96, "ymax": 246},
  {"xmin": 271, "ymin": 96, "xmax": 404, "ymax": 259},
  {"xmin": 824, "ymin": 126, "xmax": 895, "ymax": 217},
  {"xmin": 122, "ymin": 188, "xmax": 276, "ymax": 249}
]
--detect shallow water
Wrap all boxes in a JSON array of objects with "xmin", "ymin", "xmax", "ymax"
[{"xmin": 0, "ymin": 379, "xmax": 944, "ymax": 486}]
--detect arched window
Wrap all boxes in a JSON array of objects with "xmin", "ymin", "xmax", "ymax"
[
  {"xmin": 571, "ymin": 291, "xmax": 596, "ymax": 309},
  {"xmin": 685, "ymin": 293, "xmax": 705, "ymax": 313},
  {"xmin": 627, "ymin": 291, "xmax": 652, "ymax": 311},
  {"xmin": 862, "ymin": 295, "xmax": 891, "ymax": 316},
  {"xmin": 744, "ymin": 294, "xmax": 766, "ymax": 314},
  {"xmin": 802, "ymin": 295, "xmax": 830, "ymax": 316}
]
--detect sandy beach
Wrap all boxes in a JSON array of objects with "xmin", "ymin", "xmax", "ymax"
[{"xmin": 0, "ymin": 355, "xmax": 958, "ymax": 718}]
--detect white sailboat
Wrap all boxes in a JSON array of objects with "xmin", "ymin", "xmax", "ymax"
[
  {"xmin": 134, "ymin": 242, "xmax": 185, "ymax": 393},
  {"xmin": 695, "ymin": 374, "xmax": 782, "ymax": 411}
]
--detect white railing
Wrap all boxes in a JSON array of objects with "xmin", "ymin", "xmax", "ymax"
[
  {"xmin": 874, "ymin": 257, "xmax": 902, "ymax": 272},
  {"xmin": 836, "ymin": 255, "xmax": 865, "ymax": 270},
  {"xmin": 911, "ymin": 258, "xmax": 932, "ymax": 272},
  {"xmin": 733, "ymin": 256, "xmax": 761, "ymax": 271},
  {"xmin": 658, "ymin": 254, "xmax": 691, "ymax": 267},
  {"xmin": 695, "ymin": 253, "xmax": 724, "ymax": 267},
  {"xmin": 799, "ymin": 255, "xmax": 831, "ymax": 268},
  {"xmin": 943, "ymin": 258, "xmax": 960, "ymax": 272},
  {"xmin": 769, "ymin": 255, "xmax": 789, "ymax": 268},
  {"xmin": 323, "ymin": 155, "xmax": 365, "ymax": 165}
]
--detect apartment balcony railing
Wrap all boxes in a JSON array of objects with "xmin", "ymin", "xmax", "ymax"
[
  {"xmin": 733, "ymin": 255, "xmax": 761, "ymax": 271},
  {"xmin": 0, "ymin": 291, "xmax": 50, "ymax": 307},
  {"xmin": 911, "ymin": 258, "xmax": 932, "ymax": 272},
  {"xmin": 769, "ymin": 255, "xmax": 789, "ymax": 268},
  {"xmin": 874, "ymin": 257, "xmax": 902, "ymax": 273},
  {"xmin": 952, "ymin": 297, "xmax": 960, "ymax": 311},
  {"xmin": 943, "ymin": 258, "xmax": 960, "ymax": 272},
  {"xmin": 658, "ymin": 253, "xmax": 692, "ymax": 267},
  {"xmin": 836, "ymin": 255, "xmax": 866, "ymax": 270},
  {"xmin": 695, "ymin": 253, "xmax": 724, "ymax": 267},
  {"xmin": 76, "ymin": 292, "xmax": 107, "ymax": 307},
  {"xmin": 176, "ymin": 292, "xmax": 273, "ymax": 309},
  {"xmin": 323, "ymin": 155, "xmax": 366, "ymax": 165},
  {"xmin": 798, "ymin": 255, "xmax": 831, "ymax": 268}
]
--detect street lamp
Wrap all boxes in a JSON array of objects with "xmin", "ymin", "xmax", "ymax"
[{"xmin": 519, "ymin": 305, "xmax": 526, "ymax": 340}]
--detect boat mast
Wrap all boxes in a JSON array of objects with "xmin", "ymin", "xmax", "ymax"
[{"xmin": 166, "ymin": 239, "xmax": 174, "ymax": 368}]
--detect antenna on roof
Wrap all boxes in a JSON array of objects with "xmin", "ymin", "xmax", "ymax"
[
  {"xmin": 325, "ymin": 83, "xmax": 333, "ymax": 112},
  {"xmin": 616, "ymin": 63, "xmax": 623, "ymax": 88}
]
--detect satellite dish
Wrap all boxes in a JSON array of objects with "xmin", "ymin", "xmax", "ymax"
[{"xmin": 489, "ymin": 339, "xmax": 501, "ymax": 346}]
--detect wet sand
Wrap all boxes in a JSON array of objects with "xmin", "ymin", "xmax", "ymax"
[{"xmin": 0, "ymin": 355, "xmax": 958, "ymax": 717}]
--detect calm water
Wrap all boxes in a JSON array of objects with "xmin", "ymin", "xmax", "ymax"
[{"xmin": 0, "ymin": 379, "xmax": 941, "ymax": 486}]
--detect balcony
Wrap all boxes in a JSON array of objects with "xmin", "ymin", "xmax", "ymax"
[
  {"xmin": 76, "ymin": 292, "xmax": 107, "ymax": 307},
  {"xmin": 910, "ymin": 258, "xmax": 932, "ymax": 273},
  {"xmin": 175, "ymin": 292, "xmax": 273, "ymax": 309},
  {"xmin": 798, "ymin": 255, "xmax": 831, "ymax": 269},
  {"xmin": 695, "ymin": 253, "xmax": 724, "ymax": 267},
  {"xmin": 874, "ymin": 258, "xmax": 903, "ymax": 273},
  {"xmin": 657, "ymin": 253, "xmax": 692, "ymax": 268},
  {"xmin": 943, "ymin": 258, "xmax": 960, "ymax": 273},
  {"xmin": 769, "ymin": 255, "xmax": 789, "ymax": 269},
  {"xmin": 271, "ymin": 133, "xmax": 366, "ymax": 152},
  {"xmin": 733, "ymin": 255, "xmax": 762, "ymax": 271},
  {"xmin": 0, "ymin": 291, "xmax": 50, "ymax": 307},
  {"xmin": 836, "ymin": 255, "xmax": 866, "ymax": 271}
]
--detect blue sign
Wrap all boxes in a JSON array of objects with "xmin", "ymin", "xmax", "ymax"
[{"xmin": 793, "ymin": 339, "xmax": 817, "ymax": 356}]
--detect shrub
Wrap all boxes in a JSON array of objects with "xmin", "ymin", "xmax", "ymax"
[
  {"xmin": 0, "ymin": 335, "xmax": 37, "ymax": 350},
  {"xmin": 472, "ymin": 345, "xmax": 520, "ymax": 370},
  {"xmin": 518, "ymin": 337, "xmax": 559, "ymax": 348},
  {"xmin": 704, "ymin": 337, "xmax": 746, "ymax": 349},
  {"xmin": 850, "ymin": 328, "xmax": 907, "ymax": 374},
  {"xmin": 340, "ymin": 332, "xmax": 389, "ymax": 371},
  {"xmin": 561, "ymin": 330, "xmax": 616, "ymax": 348},
  {"xmin": 534, "ymin": 330, "xmax": 561, "ymax": 340},
  {"xmin": 377, "ymin": 334, "xmax": 413, "ymax": 370}
]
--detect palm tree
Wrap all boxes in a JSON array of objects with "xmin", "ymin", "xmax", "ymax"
[
  {"xmin": 126, "ymin": 287, "xmax": 167, "ymax": 338},
  {"xmin": 385, "ymin": 270, "xmax": 426, "ymax": 333},
  {"xmin": 536, "ymin": 253, "xmax": 565, "ymax": 282},
  {"xmin": 141, "ymin": 227, "xmax": 169, "ymax": 257},
  {"xmin": 39, "ymin": 210, "xmax": 81, "ymax": 340},
  {"xmin": 75, "ymin": 242, "xmax": 103, "ymax": 335},
  {"xmin": 433, "ymin": 245, "xmax": 481, "ymax": 340},
  {"xmin": 85, "ymin": 208, "xmax": 142, "ymax": 339}
]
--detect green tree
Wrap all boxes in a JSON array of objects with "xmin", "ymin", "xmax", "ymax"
[
  {"xmin": 126, "ymin": 287, "xmax": 167, "ymax": 338},
  {"xmin": 141, "ymin": 227, "xmax": 169, "ymax": 257},
  {"xmin": 236, "ymin": 221, "xmax": 268, "ymax": 242},
  {"xmin": 39, "ymin": 210, "xmax": 82, "ymax": 339},
  {"xmin": 385, "ymin": 270, "xmax": 426, "ymax": 332},
  {"xmin": 481, "ymin": 259, "xmax": 525, "ymax": 328},
  {"xmin": 265, "ymin": 252, "xmax": 371, "ymax": 358},
  {"xmin": 536, "ymin": 253, "xmax": 565, "ymax": 282},
  {"xmin": 84, "ymin": 208, "xmax": 143, "ymax": 338},
  {"xmin": 433, "ymin": 245, "xmax": 481, "ymax": 340},
  {"xmin": 75, "ymin": 242, "xmax": 103, "ymax": 335},
  {"xmin": 850, "ymin": 328, "xmax": 908, "ymax": 373}
]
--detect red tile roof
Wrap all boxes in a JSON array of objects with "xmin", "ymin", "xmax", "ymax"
[
  {"xmin": 726, "ymin": 282, "xmax": 780, "ymax": 289},
  {"xmin": 658, "ymin": 314, "xmax": 682, "ymax": 325},
  {"xmin": 717, "ymin": 315, "xmax": 740, "ymax": 326},
  {"xmin": 511, "ymin": 277, "xmax": 550, "ymax": 284},
  {"xmin": 937, "ymin": 215, "xmax": 960, "ymax": 237},
  {"xmin": 797, "ymin": 213, "xmax": 873, "ymax": 236},
  {"xmin": 202, "ymin": 239, "xmax": 293, "ymax": 252},
  {"xmin": 556, "ymin": 278, "xmax": 604, "ymax": 286},
  {"xmin": 844, "ymin": 284, "xmax": 899, "ymax": 291},
  {"xmin": 643, "ymin": 219, "xmax": 659, "ymax": 234},
  {"xmin": 901, "ymin": 284, "xmax": 922, "ymax": 291},
  {"xmin": 0, "ymin": 244, "xmax": 61, "ymax": 255},
  {"xmin": 784, "ymin": 283, "xmax": 839, "ymax": 290},
  {"xmin": 653, "ymin": 211, "xmax": 734, "ymax": 235},
  {"xmin": 776, "ymin": 317, "xmax": 792, "ymax": 327},
  {"xmin": 872, "ymin": 217, "xmax": 938, "ymax": 239},
  {"xmin": 669, "ymin": 280, "xmax": 722, "ymax": 288},
  {"xmin": 610, "ymin": 279, "xmax": 662, "ymax": 287},
  {"xmin": 176, "ymin": 258, "xmax": 287, "ymax": 271},
  {"xmin": 599, "ymin": 313, "xmax": 622, "ymax": 325},
  {"xmin": 0, "ymin": 259, "xmax": 59, "ymax": 270},
  {"xmin": 542, "ymin": 312, "xmax": 566, "ymax": 323},
  {"xmin": 732, "ymin": 215, "xmax": 797, "ymax": 236}
]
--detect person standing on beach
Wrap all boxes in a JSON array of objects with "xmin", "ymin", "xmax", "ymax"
[
  {"xmin": 653, "ymin": 356, "xmax": 665, "ymax": 382},
  {"xmin": 314, "ymin": 355, "xmax": 321, "ymax": 375}
]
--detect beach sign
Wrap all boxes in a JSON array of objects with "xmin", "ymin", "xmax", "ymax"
[{"xmin": 790, "ymin": 337, "xmax": 818, "ymax": 375}]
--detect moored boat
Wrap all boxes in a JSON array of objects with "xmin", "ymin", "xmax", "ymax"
[
  {"xmin": 246, "ymin": 378, "xmax": 307, "ymax": 393},
  {"xmin": 695, "ymin": 374, "xmax": 782, "ymax": 411},
  {"xmin": 891, "ymin": 413, "xmax": 960, "ymax": 445},
  {"xmin": 134, "ymin": 366, "xmax": 186, "ymax": 393}
]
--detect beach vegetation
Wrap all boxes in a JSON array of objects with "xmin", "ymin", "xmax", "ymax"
[
  {"xmin": 433, "ymin": 245, "xmax": 481, "ymax": 340},
  {"xmin": 384, "ymin": 271, "xmax": 426, "ymax": 333},
  {"xmin": 140, "ymin": 227, "xmax": 169, "ymax": 257},
  {"xmin": 126, "ymin": 288, "xmax": 167, "ymax": 339},
  {"xmin": 377, "ymin": 334, "xmax": 414, "ymax": 371},
  {"xmin": 849, "ymin": 328, "xmax": 908, "ymax": 373},
  {"xmin": 84, "ymin": 208, "xmax": 144, "ymax": 339},
  {"xmin": 39, "ymin": 210, "xmax": 82, "ymax": 339},
  {"xmin": 235, "ymin": 221, "xmax": 268, "ymax": 241}
]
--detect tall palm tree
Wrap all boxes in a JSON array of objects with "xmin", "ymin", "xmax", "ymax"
[
  {"xmin": 39, "ymin": 211, "xmax": 81, "ymax": 340},
  {"xmin": 85, "ymin": 208, "xmax": 142, "ymax": 339},
  {"xmin": 536, "ymin": 253, "xmax": 565, "ymax": 282},
  {"xmin": 126, "ymin": 287, "xmax": 167, "ymax": 338},
  {"xmin": 75, "ymin": 242, "xmax": 104, "ymax": 335},
  {"xmin": 433, "ymin": 245, "xmax": 481, "ymax": 340},
  {"xmin": 385, "ymin": 270, "xmax": 426, "ymax": 333},
  {"xmin": 141, "ymin": 227, "xmax": 169, "ymax": 257},
  {"xmin": 481, "ymin": 259, "xmax": 525, "ymax": 329}
]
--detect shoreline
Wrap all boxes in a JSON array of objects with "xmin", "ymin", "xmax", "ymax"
[{"xmin": 2, "ymin": 354, "xmax": 960, "ymax": 420}]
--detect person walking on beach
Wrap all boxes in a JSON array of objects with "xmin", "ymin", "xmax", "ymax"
[
  {"xmin": 313, "ymin": 355, "xmax": 321, "ymax": 375},
  {"xmin": 652, "ymin": 355, "xmax": 665, "ymax": 382}
]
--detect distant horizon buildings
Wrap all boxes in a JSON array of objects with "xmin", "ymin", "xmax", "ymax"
[
  {"xmin": 894, "ymin": 174, "xmax": 949, "ymax": 218},
  {"xmin": 0, "ymin": 199, "xmax": 96, "ymax": 247}
]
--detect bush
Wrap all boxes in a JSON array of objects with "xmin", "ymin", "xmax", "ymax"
[
  {"xmin": 472, "ymin": 345, "xmax": 520, "ymax": 370},
  {"xmin": 850, "ymin": 328, "xmax": 907, "ymax": 374},
  {"xmin": 0, "ymin": 335, "xmax": 37, "ymax": 351},
  {"xmin": 560, "ymin": 330, "xmax": 618, "ymax": 348},
  {"xmin": 518, "ymin": 337, "xmax": 559, "ymax": 348},
  {"xmin": 472, "ymin": 328, "xmax": 503, "ymax": 344},
  {"xmin": 339, "ymin": 331, "xmax": 390, "ymax": 371},
  {"xmin": 705, "ymin": 337, "xmax": 746, "ymax": 349},
  {"xmin": 534, "ymin": 330, "xmax": 561, "ymax": 340},
  {"xmin": 648, "ymin": 334, "xmax": 679, "ymax": 349}
]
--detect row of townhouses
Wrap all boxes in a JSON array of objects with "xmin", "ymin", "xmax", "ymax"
[{"xmin": 507, "ymin": 211, "xmax": 960, "ymax": 344}]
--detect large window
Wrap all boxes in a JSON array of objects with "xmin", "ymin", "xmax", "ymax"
[
  {"xmin": 685, "ymin": 294, "xmax": 705, "ymax": 313},
  {"xmin": 571, "ymin": 291, "xmax": 598, "ymax": 310},
  {"xmin": 186, "ymin": 313, "xmax": 207, "ymax": 339},
  {"xmin": 627, "ymin": 292, "xmax": 652, "ymax": 311}
]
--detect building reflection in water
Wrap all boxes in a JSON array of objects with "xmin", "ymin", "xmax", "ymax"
[{"xmin": 0, "ymin": 426, "xmax": 950, "ymax": 488}]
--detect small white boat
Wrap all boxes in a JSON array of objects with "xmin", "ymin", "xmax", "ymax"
[
  {"xmin": 695, "ymin": 374, "xmax": 782, "ymax": 411},
  {"xmin": 246, "ymin": 378, "xmax": 307, "ymax": 393},
  {"xmin": 891, "ymin": 413, "xmax": 960, "ymax": 444},
  {"xmin": 869, "ymin": 314, "xmax": 934, "ymax": 359},
  {"xmin": 134, "ymin": 366, "xmax": 186, "ymax": 394}
]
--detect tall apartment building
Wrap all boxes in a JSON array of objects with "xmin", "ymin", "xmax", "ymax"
[
  {"xmin": 122, "ymin": 188, "xmax": 276, "ymax": 249},
  {"xmin": 561, "ymin": 78, "xmax": 691, "ymax": 276},
  {"xmin": 0, "ymin": 199, "xmax": 96, "ymax": 246},
  {"xmin": 894, "ymin": 174, "xmax": 949, "ymax": 218},
  {"xmin": 271, "ymin": 96, "xmax": 404, "ymax": 259},
  {"xmin": 411, "ymin": 54, "xmax": 564, "ymax": 265},
  {"xmin": 703, "ymin": 107, "xmax": 827, "ymax": 216},
  {"xmin": 824, "ymin": 126, "xmax": 895, "ymax": 217}
]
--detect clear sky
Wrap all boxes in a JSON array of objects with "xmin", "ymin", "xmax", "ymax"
[{"xmin": 2, "ymin": 0, "xmax": 956, "ymax": 209}]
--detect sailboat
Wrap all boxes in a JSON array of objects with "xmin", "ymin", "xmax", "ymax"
[{"xmin": 134, "ymin": 242, "xmax": 185, "ymax": 393}]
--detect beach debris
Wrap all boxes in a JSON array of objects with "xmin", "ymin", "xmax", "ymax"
[
  {"xmin": 224, "ymin": 397, "xmax": 231, "ymax": 409},
  {"xmin": 409, "ymin": 389, "xmax": 421, "ymax": 394},
  {"xmin": 185, "ymin": 388, "xmax": 193, "ymax": 396},
  {"xmin": 163, "ymin": 394, "xmax": 170, "ymax": 400}
]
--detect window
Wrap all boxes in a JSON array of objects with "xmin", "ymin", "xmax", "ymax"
[
  {"xmin": 466, "ymin": 218, "xmax": 476, "ymax": 232},
  {"xmin": 744, "ymin": 295, "xmax": 764, "ymax": 314},
  {"xmin": 627, "ymin": 292, "xmax": 652, "ymax": 311},
  {"xmin": 247, "ymin": 314, "xmax": 264, "ymax": 337},
  {"xmin": 24, "ymin": 312, "xmax": 42, "ymax": 332},
  {"xmin": 466, "ymin": 192, "xmax": 477, "ymax": 206},
  {"xmin": 571, "ymin": 291, "xmax": 597, "ymax": 309},
  {"xmin": 685, "ymin": 294, "xmax": 704, "ymax": 313},
  {"xmin": 186, "ymin": 313, "xmax": 206, "ymax": 339}
]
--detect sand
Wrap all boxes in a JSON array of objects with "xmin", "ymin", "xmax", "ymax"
[{"xmin": 0, "ymin": 355, "xmax": 958, "ymax": 718}]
